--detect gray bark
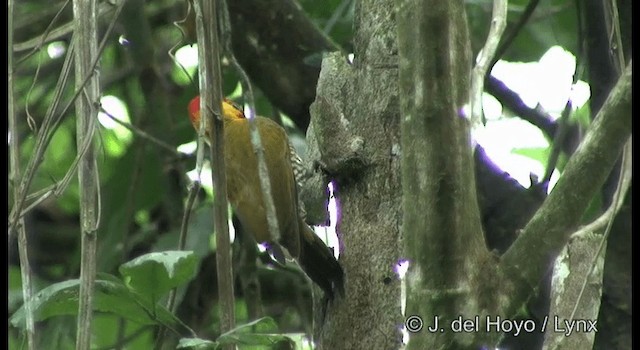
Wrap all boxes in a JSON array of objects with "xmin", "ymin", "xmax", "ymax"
[
  {"xmin": 542, "ymin": 234, "xmax": 604, "ymax": 350},
  {"xmin": 398, "ymin": 0, "xmax": 493, "ymax": 348},
  {"xmin": 306, "ymin": 1, "xmax": 403, "ymax": 348}
]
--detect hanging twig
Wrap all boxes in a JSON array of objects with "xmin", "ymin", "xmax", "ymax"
[
  {"xmin": 8, "ymin": 39, "xmax": 74, "ymax": 239},
  {"xmin": 152, "ymin": 5, "xmax": 210, "ymax": 340},
  {"xmin": 162, "ymin": 180, "xmax": 200, "ymax": 317},
  {"xmin": 469, "ymin": 0, "xmax": 508, "ymax": 129},
  {"xmin": 169, "ymin": 0, "xmax": 197, "ymax": 88},
  {"xmin": 155, "ymin": 4, "xmax": 206, "ymax": 347},
  {"xmin": 218, "ymin": 0, "xmax": 282, "ymax": 262},
  {"xmin": 489, "ymin": 0, "xmax": 541, "ymax": 71},
  {"xmin": 8, "ymin": 0, "xmax": 125, "ymax": 240},
  {"xmin": 98, "ymin": 106, "xmax": 185, "ymax": 158},
  {"xmin": 9, "ymin": 0, "xmax": 35, "ymax": 347},
  {"xmin": 14, "ymin": 0, "xmax": 71, "ymax": 65},
  {"xmin": 13, "ymin": 1, "xmax": 119, "ymax": 54},
  {"xmin": 13, "ymin": 117, "xmax": 152, "ymax": 224},
  {"xmin": 606, "ymin": 0, "xmax": 626, "ymax": 73}
]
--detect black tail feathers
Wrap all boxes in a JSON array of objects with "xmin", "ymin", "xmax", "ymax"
[{"xmin": 298, "ymin": 227, "xmax": 344, "ymax": 299}]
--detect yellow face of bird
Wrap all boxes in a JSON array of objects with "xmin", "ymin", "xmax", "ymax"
[{"xmin": 187, "ymin": 96, "xmax": 245, "ymax": 136}]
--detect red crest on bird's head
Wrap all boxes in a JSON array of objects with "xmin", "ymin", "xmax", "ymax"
[
  {"xmin": 187, "ymin": 95, "xmax": 245, "ymax": 132},
  {"xmin": 188, "ymin": 96, "xmax": 201, "ymax": 131}
]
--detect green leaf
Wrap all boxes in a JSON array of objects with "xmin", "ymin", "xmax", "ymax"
[
  {"xmin": 580, "ymin": 193, "xmax": 603, "ymax": 224},
  {"xmin": 8, "ymin": 266, "xmax": 23, "ymax": 313},
  {"xmin": 92, "ymin": 314, "xmax": 154, "ymax": 349},
  {"xmin": 554, "ymin": 152, "xmax": 569, "ymax": 173},
  {"xmin": 119, "ymin": 251, "xmax": 198, "ymax": 304},
  {"xmin": 216, "ymin": 317, "xmax": 289, "ymax": 347},
  {"xmin": 10, "ymin": 278, "xmax": 191, "ymax": 335},
  {"xmin": 177, "ymin": 337, "xmax": 217, "ymax": 349},
  {"xmin": 571, "ymin": 102, "xmax": 591, "ymax": 129},
  {"xmin": 152, "ymin": 208, "xmax": 214, "ymax": 258},
  {"xmin": 47, "ymin": 124, "xmax": 74, "ymax": 164},
  {"xmin": 512, "ymin": 147, "xmax": 550, "ymax": 165}
]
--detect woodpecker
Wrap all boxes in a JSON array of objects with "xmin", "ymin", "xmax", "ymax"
[{"xmin": 188, "ymin": 96, "xmax": 344, "ymax": 298}]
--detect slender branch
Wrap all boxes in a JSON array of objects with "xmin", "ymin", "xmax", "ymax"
[
  {"xmin": 500, "ymin": 61, "xmax": 632, "ymax": 311},
  {"xmin": 39, "ymin": 100, "xmax": 104, "ymax": 211},
  {"xmin": 13, "ymin": 1, "xmax": 118, "ymax": 54},
  {"xmin": 246, "ymin": 104, "xmax": 283, "ymax": 253},
  {"xmin": 226, "ymin": 0, "xmax": 339, "ymax": 131},
  {"xmin": 8, "ymin": 40, "xmax": 75, "ymax": 238},
  {"xmin": 219, "ymin": 1, "xmax": 270, "ymax": 324},
  {"xmin": 543, "ymin": 42, "xmax": 586, "ymax": 184},
  {"xmin": 99, "ymin": 106, "xmax": 185, "ymax": 158},
  {"xmin": 194, "ymin": 0, "xmax": 235, "ymax": 342},
  {"xmin": 162, "ymin": 181, "xmax": 201, "ymax": 323},
  {"xmin": 469, "ymin": 0, "xmax": 507, "ymax": 128},
  {"xmin": 9, "ymin": 0, "xmax": 35, "ymax": 347},
  {"xmin": 485, "ymin": 74, "xmax": 556, "ymax": 137},
  {"xmin": 14, "ymin": 0, "xmax": 71, "ymax": 65},
  {"xmin": 25, "ymin": 183, "xmax": 57, "ymax": 202},
  {"xmin": 154, "ymin": 0, "xmax": 208, "ymax": 344},
  {"xmin": 323, "ymin": 0, "xmax": 353, "ymax": 35},
  {"xmin": 116, "ymin": 144, "xmax": 142, "ymax": 350},
  {"xmin": 219, "ymin": 0, "xmax": 282, "ymax": 263},
  {"xmin": 72, "ymin": 0, "xmax": 101, "ymax": 348},
  {"xmin": 567, "ymin": 137, "xmax": 631, "ymax": 322},
  {"xmin": 179, "ymin": 182, "xmax": 201, "ymax": 252},
  {"xmin": 8, "ymin": 0, "xmax": 125, "ymax": 239},
  {"xmin": 169, "ymin": 1, "xmax": 198, "ymax": 89},
  {"xmin": 14, "ymin": 117, "xmax": 164, "ymax": 224},
  {"xmin": 489, "ymin": 0, "xmax": 541, "ymax": 69},
  {"xmin": 15, "ymin": 187, "xmax": 56, "ymax": 222},
  {"xmin": 13, "ymin": 1, "xmax": 67, "ymax": 34},
  {"xmin": 541, "ymin": 98, "xmax": 572, "ymax": 184},
  {"xmin": 606, "ymin": 0, "xmax": 626, "ymax": 72}
]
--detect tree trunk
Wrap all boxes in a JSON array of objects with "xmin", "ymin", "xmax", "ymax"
[
  {"xmin": 307, "ymin": 1, "xmax": 631, "ymax": 349},
  {"xmin": 306, "ymin": 0, "xmax": 403, "ymax": 348}
]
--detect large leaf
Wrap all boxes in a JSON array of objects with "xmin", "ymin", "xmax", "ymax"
[
  {"xmin": 177, "ymin": 318, "xmax": 282, "ymax": 349},
  {"xmin": 9, "ymin": 278, "xmax": 190, "ymax": 335},
  {"xmin": 216, "ymin": 317, "xmax": 290, "ymax": 347},
  {"xmin": 177, "ymin": 337, "xmax": 217, "ymax": 349},
  {"xmin": 119, "ymin": 250, "xmax": 198, "ymax": 304}
]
